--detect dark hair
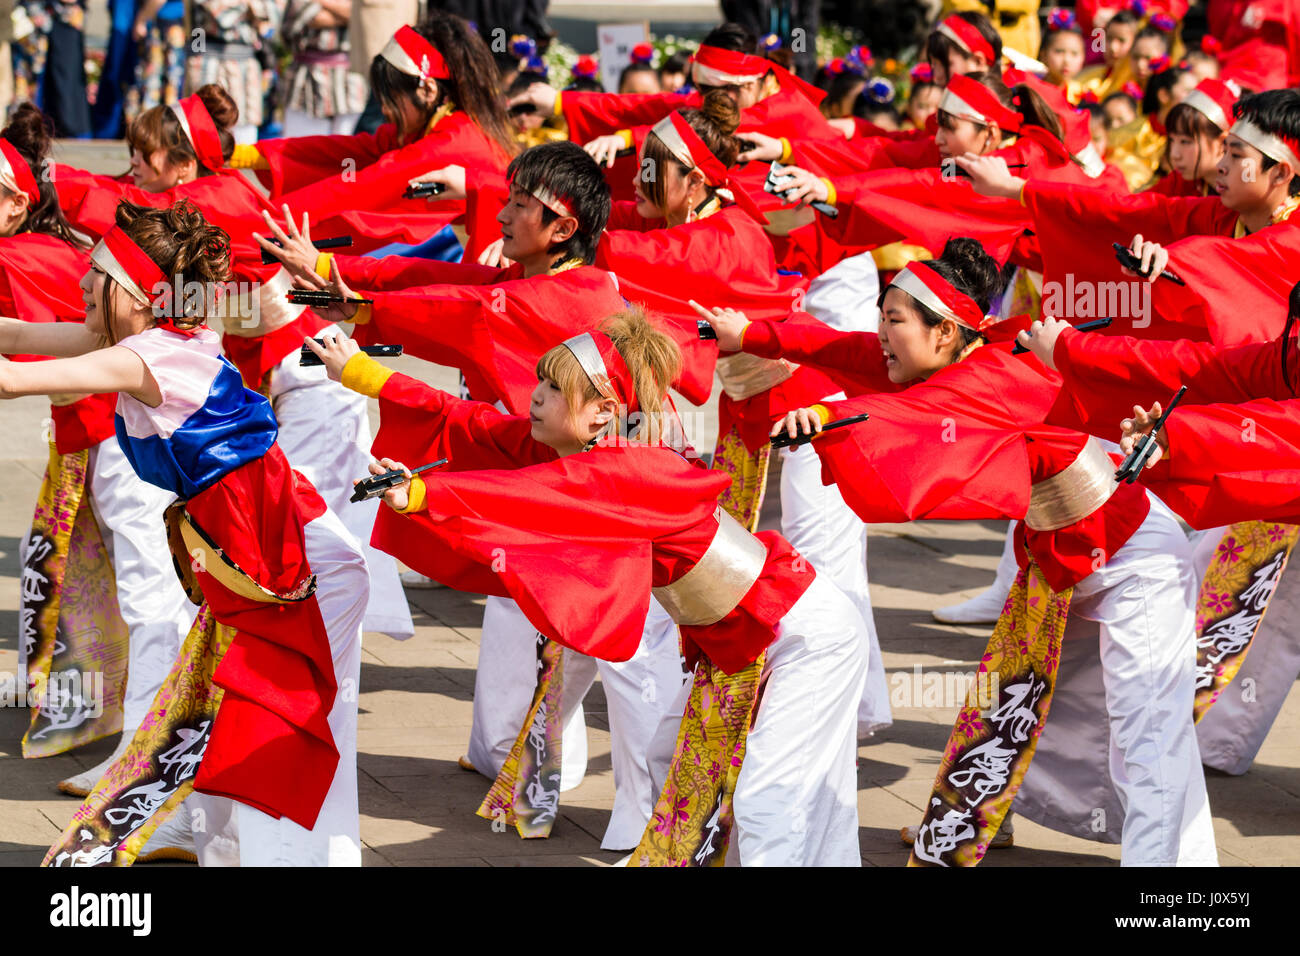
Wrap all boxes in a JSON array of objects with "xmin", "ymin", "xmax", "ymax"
[
  {"xmin": 1141, "ymin": 64, "xmax": 1186, "ymax": 116},
  {"xmin": 1038, "ymin": 22, "xmax": 1084, "ymax": 61},
  {"xmin": 640, "ymin": 90, "xmax": 741, "ymax": 213},
  {"xmin": 507, "ymin": 70, "xmax": 548, "ymax": 98},
  {"xmin": 1234, "ymin": 89, "xmax": 1300, "ymax": 197},
  {"xmin": 126, "ymin": 84, "xmax": 238, "ymax": 177},
  {"xmin": 1281, "ymin": 280, "xmax": 1300, "ymax": 394},
  {"xmin": 1163, "ymin": 98, "xmax": 1226, "ymax": 182},
  {"xmin": 1079, "ymin": 100, "xmax": 1106, "ymax": 121},
  {"xmin": 926, "ymin": 11, "xmax": 1003, "ymax": 73},
  {"xmin": 1102, "ymin": 90, "xmax": 1140, "ymax": 114},
  {"xmin": 1107, "ymin": 10, "xmax": 1140, "ymax": 30},
  {"xmin": 938, "ymin": 70, "xmax": 1064, "ymax": 143},
  {"xmin": 701, "ymin": 22, "xmax": 760, "ymax": 55},
  {"xmin": 101, "ymin": 199, "xmax": 232, "ymax": 343},
  {"xmin": 876, "ymin": 238, "xmax": 1005, "ymax": 352},
  {"xmin": 369, "ymin": 11, "xmax": 517, "ymax": 158},
  {"xmin": 2, "ymin": 104, "xmax": 82, "ymax": 247},
  {"xmin": 564, "ymin": 76, "xmax": 604, "ymax": 93},
  {"xmin": 820, "ymin": 70, "xmax": 867, "ymax": 116},
  {"xmin": 854, "ymin": 101, "xmax": 901, "ymax": 126},
  {"xmin": 1133, "ymin": 25, "xmax": 1171, "ymax": 51},
  {"xmin": 506, "ymin": 141, "xmax": 610, "ymax": 265},
  {"xmin": 660, "ymin": 49, "xmax": 692, "ymax": 82},
  {"xmin": 619, "ymin": 61, "xmax": 660, "ymax": 93}
]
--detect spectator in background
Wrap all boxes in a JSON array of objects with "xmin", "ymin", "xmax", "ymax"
[
  {"xmin": 13, "ymin": 0, "xmax": 91, "ymax": 136},
  {"xmin": 185, "ymin": 0, "xmax": 278, "ymax": 143},
  {"xmin": 658, "ymin": 48, "xmax": 690, "ymax": 93},
  {"xmin": 943, "ymin": 0, "xmax": 1039, "ymax": 58},
  {"xmin": 349, "ymin": 0, "xmax": 417, "ymax": 133},
  {"xmin": 282, "ymin": 0, "xmax": 367, "ymax": 135},
  {"xmin": 619, "ymin": 43, "xmax": 660, "ymax": 94},
  {"xmin": 123, "ymin": 0, "xmax": 188, "ymax": 127}
]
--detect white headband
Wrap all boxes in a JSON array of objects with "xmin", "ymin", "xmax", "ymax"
[
  {"xmin": 1229, "ymin": 118, "xmax": 1300, "ymax": 174},
  {"xmin": 691, "ymin": 61, "xmax": 763, "ymax": 88},
  {"xmin": 1073, "ymin": 142, "xmax": 1106, "ymax": 179},
  {"xmin": 889, "ymin": 268, "xmax": 979, "ymax": 330},
  {"xmin": 531, "ymin": 184, "xmax": 573, "ymax": 218},
  {"xmin": 1182, "ymin": 89, "xmax": 1230, "ymax": 132}
]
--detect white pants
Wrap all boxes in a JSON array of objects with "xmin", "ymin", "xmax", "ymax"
[
  {"xmin": 778, "ymin": 423, "xmax": 890, "ymax": 736},
  {"xmin": 270, "ymin": 341, "xmax": 414, "ymax": 640},
  {"xmin": 282, "ymin": 109, "xmax": 363, "ymax": 138},
  {"xmin": 192, "ymin": 505, "xmax": 368, "ymax": 866},
  {"xmin": 86, "ymin": 438, "xmax": 198, "ymax": 736},
  {"xmin": 469, "ymin": 595, "xmax": 687, "ymax": 850},
  {"xmin": 1016, "ymin": 497, "xmax": 1217, "ymax": 866},
  {"xmin": 649, "ymin": 573, "xmax": 869, "ymax": 867}
]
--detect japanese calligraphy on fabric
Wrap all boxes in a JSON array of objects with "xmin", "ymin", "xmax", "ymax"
[
  {"xmin": 44, "ymin": 605, "xmax": 233, "ymax": 867},
  {"xmin": 630, "ymin": 654, "xmax": 764, "ymax": 867},
  {"xmin": 477, "ymin": 634, "xmax": 565, "ymax": 838},
  {"xmin": 910, "ymin": 563, "xmax": 1071, "ymax": 867},
  {"xmin": 1193, "ymin": 521, "xmax": 1300, "ymax": 721},
  {"xmin": 22, "ymin": 444, "xmax": 128, "ymax": 758}
]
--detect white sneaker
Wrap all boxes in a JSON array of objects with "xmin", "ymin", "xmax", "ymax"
[
  {"xmin": 399, "ymin": 570, "xmax": 443, "ymax": 589},
  {"xmin": 932, "ymin": 584, "xmax": 1011, "ymax": 625},
  {"xmin": 58, "ymin": 735, "xmax": 130, "ymax": 797},
  {"xmin": 136, "ymin": 806, "xmax": 197, "ymax": 864}
]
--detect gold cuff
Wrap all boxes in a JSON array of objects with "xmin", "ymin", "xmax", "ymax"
[
  {"xmin": 553, "ymin": 93, "xmax": 565, "ymax": 118},
  {"xmin": 821, "ymin": 178, "xmax": 837, "ymax": 206},
  {"xmin": 1017, "ymin": 180, "xmax": 1028, "ymax": 206},
  {"xmin": 618, "ymin": 128, "xmax": 634, "ymax": 149},
  {"xmin": 351, "ymin": 302, "xmax": 373, "ymax": 326},
  {"xmin": 315, "ymin": 252, "xmax": 334, "ymax": 279},
  {"xmin": 779, "ymin": 137, "xmax": 793, "ymax": 163},
  {"xmin": 811, "ymin": 404, "xmax": 832, "ymax": 425},
  {"xmin": 398, "ymin": 476, "xmax": 427, "ymax": 513},
  {"xmin": 229, "ymin": 143, "xmax": 267, "ymax": 170},
  {"xmin": 340, "ymin": 351, "xmax": 392, "ymax": 398}
]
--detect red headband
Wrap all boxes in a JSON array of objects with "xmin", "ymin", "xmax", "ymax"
[
  {"xmin": 171, "ymin": 95, "xmax": 224, "ymax": 172},
  {"xmin": 690, "ymin": 44, "xmax": 825, "ymax": 106},
  {"xmin": 941, "ymin": 73, "xmax": 1023, "ymax": 133},
  {"xmin": 562, "ymin": 330, "xmax": 639, "ymax": 416},
  {"xmin": 936, "ymin": 15, "xmax": 997, "ymax": 66},
  {"xmin": 649, "ymin": 111, "xmax": 768, "ymax": 224},
  {"xmin": 92, "ymin": 225, "xmax": 203, "ymax": 336},
  {"xmin": 0, "ymin": 138, "xmax": 40, "ymax": 205},
  {"xmin": 381, "ymin": 25, "xmax": 451, "ymax": 83},
  {"xmin": 889, "ymin": 261, "xmax": 991, "ymax": 331}
]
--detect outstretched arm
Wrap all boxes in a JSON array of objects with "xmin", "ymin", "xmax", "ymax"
[
  {"xmin": 0, "ymin": 345, "xmax": 157, "ymax": 402},
  {"xmin": 0, "ymin": 318, "xmax": 105, "ymax": 359}
]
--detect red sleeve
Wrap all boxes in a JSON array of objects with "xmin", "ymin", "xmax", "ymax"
[
  {"xmin": 253, "ymin": 126, "xmax": 396, "ymax": 198},
  {"xmin": 560, "ymin": 90, "xmax": 692, "ymax": 144},
  {"xmin": 741, "ymin": 312, "xmax": 900, "ymax": 396},
  {"xmin": 462, "ymin": 165, "xmax": 508, "ymax": 261},
  {"xmin": 333, "ymin": 253, "xmax": 499, "ymax": 291},
  {"xmin": 372, "ymin": 370, "xmax": 555, "ymax": 474},
  {"xmin": 1053, "ymin": 327, "xmax": 1291, "ymax": 437},
  {"xmin": 54, "ymin": 164, "xmax": 172, "ymax": 239},
  {"xmin": 1141, "ymin": 397, "xmax": 1300, "ymax": 528}
]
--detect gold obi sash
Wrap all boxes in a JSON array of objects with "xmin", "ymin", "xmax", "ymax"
[
  {"xmin": 164, "ymin": 501, "xmax": 316, "ymax": 606},
  {"xmin": 221, "ymin": 266, "xmax": 308, "ymax": 338},
  {"xmin": 652, "ymin": 508, "xmax": 767, "ymax": 626},
  {"xmin": 1023, "ymin": 437, "xmax": 1118, "ymax": 532},
  {"xmin": 714, "ymin": 351, "xmax": 797, "ymax": 401}
]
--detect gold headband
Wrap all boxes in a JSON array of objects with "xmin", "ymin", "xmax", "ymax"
[
  {"xmin": 90, "ymin": 241, "xmax": 153, "ymax": 306},
  {"xmin": 561, "ymin": 332, "xmax": 620, "ymax": 405},
  {"xmin": 649, "ymin": 115, "xmax": 695, "ymax": 170}
]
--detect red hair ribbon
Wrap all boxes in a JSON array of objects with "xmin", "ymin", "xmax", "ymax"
[
  {"xmin": 649, "ymin": 110, "xmax": 768, "ymax": 225},
  {"xmin": 0, "ymin": 138, "xmax": 40, "ymax": 205},
  {"xmin": 381, "ymin": 25, "xmax": 451, "ymax": 83},
  {"xmin": 171, "ymin": 94, "xmax": 224, "ymax": 172},
  {"xmin": 935, "ymin": 14, "xmax": 996, "ymax": 66},
  {"xmin": 889, "ymin": 261, "xmax": 992, "ymax": 331},
  {"xmin": 1200, "ymin": 34, "xmax": 1223, "ymax": 56},
  {"xmin": 690, "ymin": 44, "xmax": 826, "ymax": 106}
]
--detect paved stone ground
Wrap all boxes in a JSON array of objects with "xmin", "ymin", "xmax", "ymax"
[{"xmin": 1, "ymin": 143, "xmax": 1298, "ymax": 867}]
